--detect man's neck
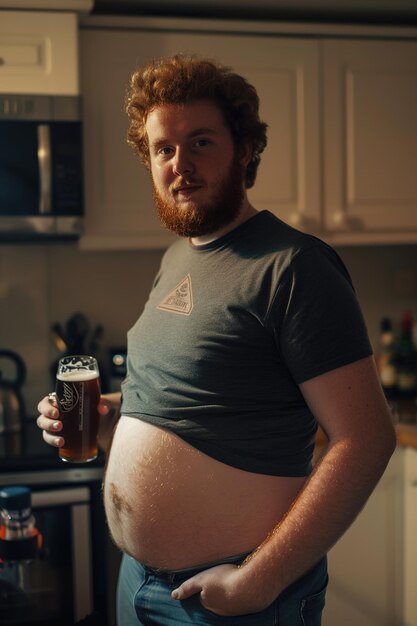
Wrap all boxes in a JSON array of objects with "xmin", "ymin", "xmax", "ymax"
[{"xmin": 190, "ymin": 202, "xmax": 258, "ymax": 246}]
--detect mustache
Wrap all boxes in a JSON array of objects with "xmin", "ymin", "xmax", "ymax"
[{"xmin": 171, "ymin": 179, "xmax": 203, "ymax": 192}]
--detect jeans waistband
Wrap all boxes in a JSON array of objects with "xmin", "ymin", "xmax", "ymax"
[{"xmin": 141, "ymin": 550, "xmax": 252, "ymax": 584}]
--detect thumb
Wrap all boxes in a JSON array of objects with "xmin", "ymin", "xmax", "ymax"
[
  {"xmin": 98, "ymin": 397, "xmax": 112, "ymax": 415},
  {"xmin": 171, "ymin": 576, "xmax": 203, "ymax": 601}
]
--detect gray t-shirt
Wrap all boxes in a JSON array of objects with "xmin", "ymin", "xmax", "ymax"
[{"xmin": 121, "ymin": 211, "xmax": 372, "ymax": 476}]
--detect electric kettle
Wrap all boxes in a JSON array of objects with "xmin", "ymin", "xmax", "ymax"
[{"xmin": 0, "ymin": 350, "xmax": 26, "ymax": 434}]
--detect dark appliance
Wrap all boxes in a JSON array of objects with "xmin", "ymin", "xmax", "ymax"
[
  {"xmin": 108, "ymin": 348, "xmax": 127, "ymax": 393},
  {"xmin": 0, "ymin": 94, "xmax": 83, "ymax": 241},
  {"xmin": 0, "ymin": 421, "xmax": 112, "ymax": 626},
  {"xmin": 0, "ymin": 351, "xmax": 26, "ymax": 434}
]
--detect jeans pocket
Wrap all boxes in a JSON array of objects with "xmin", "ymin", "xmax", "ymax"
[
  {"xmin": 300, "ymin": 577, "xmax": 328, "ymax": 626},
  {"xmin": 195, "ymin": 596, "xmax": 276, "ymax": 625}
]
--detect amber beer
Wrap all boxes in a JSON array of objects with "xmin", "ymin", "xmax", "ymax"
[{"xmin": 55, "ymin": 356, "xmax": 101, "ymax": 463}]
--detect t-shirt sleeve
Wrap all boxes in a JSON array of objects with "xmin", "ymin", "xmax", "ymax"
[{"xmin": 269, "ymin": 244, "xmax": 373, "ymax": 384}]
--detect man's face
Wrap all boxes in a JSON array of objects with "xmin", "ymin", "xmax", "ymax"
[{"xmin": 145, "ymin": 100, "xmax": 248, "ymax": 238}]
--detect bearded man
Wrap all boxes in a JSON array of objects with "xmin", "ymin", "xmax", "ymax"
[{"xmin": 37, "ymin": 54, "xmax": 395, "ymax": 626}]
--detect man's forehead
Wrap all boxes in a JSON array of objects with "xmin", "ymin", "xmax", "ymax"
[{"xmin": 146, "ymin": 101, "xmax": 225, "ymax": 130}]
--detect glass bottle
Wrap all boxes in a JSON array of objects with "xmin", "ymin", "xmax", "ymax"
[
  {"xmin": 0, "ymin": 486, "xmax": 35, "ymax": 541},
  {"xmin": 376, "ymin": 317, "xmax": 397, "ymax": 400},
  {"xmin": 394, "ymin": 310, "xmax": 417, "ymax": 423},
  {"xmin": 0, "ymin": 486, "xmax": 36, "ymax": 594}
]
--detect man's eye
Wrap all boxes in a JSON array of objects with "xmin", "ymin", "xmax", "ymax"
[
  {"xmin": 194, "ymin": 139, "xmax": 210, "ymax": 147},
  {"xmin": 158, "ymin": 147, "xmax": 173, "ymax": 156}
]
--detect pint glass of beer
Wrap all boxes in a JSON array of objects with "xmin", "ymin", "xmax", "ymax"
[{"xmin": 55, "ymin": 355, "xmax": 101, "ymax": 463}]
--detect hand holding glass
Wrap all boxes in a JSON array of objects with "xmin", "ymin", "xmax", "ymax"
[{"xmin": 55, "ymin": 355, "xmax": 101, "ymax": 463}]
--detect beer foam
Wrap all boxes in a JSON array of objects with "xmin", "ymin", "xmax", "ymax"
[{"xmin": 57, "ymin": 370, "xmax": 99, "ymax": 382}]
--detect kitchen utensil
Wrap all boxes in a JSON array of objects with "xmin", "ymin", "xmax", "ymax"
[
  {"xmin": 50, "ymin": 323, "xmax": 68, "ymax": 353},
  {"xmin": 0, "ymin": 350, "xmax": 26, "ymax": 434},
  {"xmin": 89, "ymin": 325, "xmax": 104, "ymax": 353},
  {"xmin": 65, "ymin": 313, "xmax": 90, "ymax": 354},
  {"xmin": 50, "ymin": 314, "xmax": 109, "ymax": 392}
]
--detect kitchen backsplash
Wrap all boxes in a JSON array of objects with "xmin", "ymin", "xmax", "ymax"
[
  {"xmin": 1, "ymin": 244, "xmax": 163, "ymax": 414},
  {"xmin": 1, "ymin": 241, "xmax": 416, "ymax": 414}
]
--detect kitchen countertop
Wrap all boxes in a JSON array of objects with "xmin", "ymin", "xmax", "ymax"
[
  {"xmin": 3, "ymin": 419, "xmax": 415, "ymax": 474},
  {"xmin": 395, "ymin": 422, "xmax": 417, "ymax": 449},
  {"xmin": 0, "ymin": 419, "xmax": 106, "ymax": 473}
]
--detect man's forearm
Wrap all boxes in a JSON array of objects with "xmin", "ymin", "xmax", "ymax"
[
  {"xmin": 239, "ymin": 433, "xmax": 395, "ymax": 608},
  {"xmin": 172, "ymin": 358, "xmax": 397, "ymax": 616},
  {"xmin": 171, "ymin": 433, "xmax": 395, "ymax": 616}
]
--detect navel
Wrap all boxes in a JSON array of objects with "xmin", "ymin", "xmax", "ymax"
[{"xmin": 109, "ymin": 482, "xmax": 133, "ymax": 515}]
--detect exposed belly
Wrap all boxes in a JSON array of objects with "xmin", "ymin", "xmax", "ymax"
[{"xmin": 103, "ymin": 416, "xmax": 306, "ymax": 570}]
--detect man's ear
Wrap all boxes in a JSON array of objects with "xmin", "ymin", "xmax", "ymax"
[{"xmin": 239, "ymin": 142, "xmax": 252, "ymax": 168}]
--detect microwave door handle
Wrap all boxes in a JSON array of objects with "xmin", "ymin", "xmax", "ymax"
[{"xmin": 37, "ymin": 124, "xmax": 52, "ymax": 214}]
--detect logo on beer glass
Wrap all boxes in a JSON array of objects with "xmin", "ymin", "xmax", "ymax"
[{"xmin": 59, "ymin": 382, "xmax": 80, "ymax": 412}]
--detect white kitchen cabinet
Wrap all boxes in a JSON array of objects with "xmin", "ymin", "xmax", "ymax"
[
  {"xmin": 79, "ymin": 29, "xmax": 174, "ymax": 250},
  {"xmin": 403, "ymin": 446, "xmax": 417, "ymax": 626},
  {"xmin": 322, "ymin": 39, "xmax": 417, "ymax": 244},
  {"xmin": 0, "ymin": 10, "xmax": 79, "ymax": 95},
  {"xmin": 323, "ymin": 446, "xmax": 404, "ymax": 626},
  {"xmin": 79, "ymin": 19, "xmax": 417, "ymax": 249},
  {"xmin": 79, "ymin": 27, "xmax": 320, "ymax": 249}
]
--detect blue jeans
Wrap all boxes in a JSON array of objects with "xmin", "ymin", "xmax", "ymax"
[{"xmin": 117, "ymin": 552, "xmax": 328, "ymax": 625}]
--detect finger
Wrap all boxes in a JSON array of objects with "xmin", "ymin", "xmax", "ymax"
[
  {"xmin": 42, "ymin": 429, "xmax": 64, "ymax": 448},
  {"xmin": 47, "ymin": 392, "xmax": 58, "ymax": 405},
  {"xmin": 36, "ymin": 415, "xmax": 62, "ymax": 431},
  {"xmin": 37, "ymin": 394, "xmax": 64, "ymax": 448},
  {"xmin": 98, "ymin": 398, "xmax": 111, "ymax": 415},
  {"xmin": 171, "ymin": 576, "xmax": 203, "ymax": 601},
  {"xmin": 37, "ymin": 416, "xmax": 63, "ymax": 449},
  {"xmin": 37, "ymin": 396, "xmax": 60, "ymax": 419}
]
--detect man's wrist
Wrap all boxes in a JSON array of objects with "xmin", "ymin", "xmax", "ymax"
[{"xmin": 237, "ymin": 554, "xmax": 284, "ymax": 609}]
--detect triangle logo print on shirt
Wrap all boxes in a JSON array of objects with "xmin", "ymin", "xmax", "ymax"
[{"xmin": 157, "ymin": 274, "xmax": 193, "ymax": 316}]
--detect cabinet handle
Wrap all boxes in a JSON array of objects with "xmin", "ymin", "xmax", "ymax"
[
  {"xmin": 37, "ymin": 124, "xmax": 52, "ymax": 214},
  {"xmin": 288, "ymin": 213, "xmax": 319, "ymax": 232},
  {"xmin": 331, "ymin": 212, "xmax": 364, "ymax": 230}
]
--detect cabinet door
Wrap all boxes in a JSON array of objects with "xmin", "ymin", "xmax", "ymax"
[
  {"xmin": 403, "ymin": 447, "xmax": 417, "ymax": 626},
  {"xmin": 79, "ymin": 28, "xmax": 320, "ymax": 249},
  {"xmin": 80, "ymin": 29, "xmax": 177, "ymax": 249},
  {"xmin": 323, "ymin": 447, "xmax": 404, "ymax": 626},
  {"xmin": 159, "ymin": 32, "xmax": 321, "ymax": 233},
  {"xmin": 0, "ymin": 11, "xmax": 79, "ymax": 95},
  {"xmin": 323, "ymin": 40, "xmax": 417, "ymax": 240}
]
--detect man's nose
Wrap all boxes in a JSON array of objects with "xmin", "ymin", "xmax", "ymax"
[{"xmin": 173, "ymin": 148, "xmax": 194, "ymax": 176}]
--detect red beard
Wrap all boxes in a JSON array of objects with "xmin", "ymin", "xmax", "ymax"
[{"xmin": 152, "ymin": 153, "xmax": 246, "ymax": 238}]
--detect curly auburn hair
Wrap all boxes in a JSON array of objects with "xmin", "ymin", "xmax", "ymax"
[{"xmin": 125, "ymin": 54, "xmax": 268, "ymax": 189}]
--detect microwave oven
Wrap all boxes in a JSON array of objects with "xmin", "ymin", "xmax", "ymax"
[{"xmin": 0, "ymin": 94, "xmax": 84, "ymax": 241}]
